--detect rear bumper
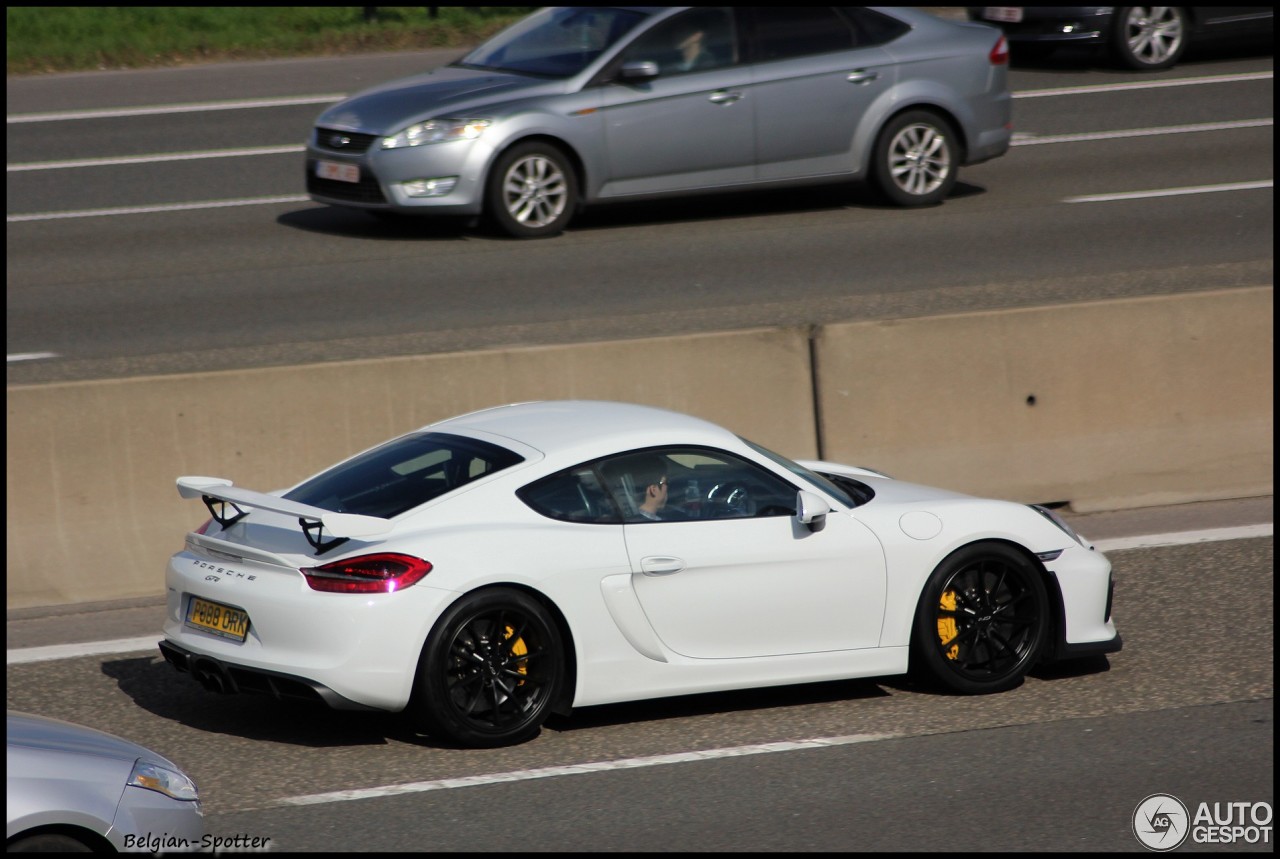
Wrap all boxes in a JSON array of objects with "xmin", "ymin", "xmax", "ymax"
[{"xmin": 158, "ymin": 639, "xmax": 380, "ymax": 711}]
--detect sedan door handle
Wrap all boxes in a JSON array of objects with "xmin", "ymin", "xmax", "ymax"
[
  {"xmin": 640, "ymin": 556, "xmax": 686, "ymax": 575},
  {"xmin": 846, "ymin": 70, "xmax": 879, "ymax": 85},
  {"xmin": 707, "ymin": 90, "xmax": 743, "ymax": 105}
]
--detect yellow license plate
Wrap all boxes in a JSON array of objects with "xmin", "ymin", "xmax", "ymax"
[{"xmin": 185, "ymin": 596, "xmax": 250, "ymax": 642}]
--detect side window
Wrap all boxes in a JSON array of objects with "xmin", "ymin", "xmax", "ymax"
[
  {"xmin": 518, "ymin": 466, "xmax": 621, "ymax": 524},
  {"xmin": 839, "ymin": 7, "xmax": 911, "ymax": 47},
  {"xmin": 598, "ymin": 447, "xmax": 798, "ymax": 524},
  {"xmin": 620, "ymin": 8, "xmax": 737, "ymax": 76},
  {"xmin": 747, "ymin": 7, "xmax": 856, "ymax": 62}
]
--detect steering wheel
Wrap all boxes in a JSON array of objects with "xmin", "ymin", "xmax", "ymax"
[{"xmin": 705, "ymin": 481, "xmax": 755, "ymax": 518}]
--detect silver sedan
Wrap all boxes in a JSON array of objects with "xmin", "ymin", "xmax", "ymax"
[
  {"xmin": 7, "ymin": 711, "xmax": 203, "ymax": 853},
  {"xmin": 306, "ymin": 6, "xmax": 1012, "ymax": 237}
]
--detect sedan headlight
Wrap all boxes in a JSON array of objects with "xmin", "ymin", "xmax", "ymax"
[
  {"xmin": 128, "ymin": 760, "xmax": 200, "ymax": 801},
  {"xmin": 381, "ymin": 118, "xmax": 491, "ymax": 149}
]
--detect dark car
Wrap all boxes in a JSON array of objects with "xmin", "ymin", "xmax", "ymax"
[
  {"xmin": 967, "ymin": 6, "xmax": 1274, "ymax": 69},
  {"xmin": 307, "ymin": 7, "xmax": 1012, "ymax": 238}
]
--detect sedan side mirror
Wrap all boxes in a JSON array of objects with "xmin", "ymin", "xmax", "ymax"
[
  {"xmin": 618, "ymin": 60, "xmax": 659, "ymax": 82},
  {"xmin": 796, "ymin": 490, "xmax": 831, "ymax": 533}
]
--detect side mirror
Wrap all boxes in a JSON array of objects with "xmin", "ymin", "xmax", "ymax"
[
  {"xmin": 796, "ymin": 490, "xmax": 831, "ymax": 533},
  {"xmin": 618, "ymin": 60, "xmax": 659, "ymax": 82}
]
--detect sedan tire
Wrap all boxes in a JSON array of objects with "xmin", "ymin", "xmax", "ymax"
[
  {"xmin": 871, "ymin": 110, "xmax": 959, "ymax": 207},
  {"xmin": 912, "ymin": 542, "xmax": 1049, "ymax": 694},
  {"xmin": 1110, "ymin": 6, "xmax": 1189, "ymax": 70},
  {"xmin": 412, "ymin": 587, "xmax": 565, "ymax": 747},
  {"xmin": 485, "ymin": 142, "xmax": 578, "ymax": 238}
]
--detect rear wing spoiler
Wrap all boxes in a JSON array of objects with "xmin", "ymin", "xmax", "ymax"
[{"xmin": 177, "ymin": 476, "xmax": 392, "ymax": 554}]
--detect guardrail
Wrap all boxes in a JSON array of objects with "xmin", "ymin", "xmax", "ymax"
[{"xmin": 6, "ymin": 287, "xmax": 1271, "ymax": 608}]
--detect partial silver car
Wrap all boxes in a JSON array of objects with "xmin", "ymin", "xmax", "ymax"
[
  {"xmin": 306, "ymin": 6, "xmax": 1012, "ymax": 237},
  {"xmin": 7, "ymin": 711, "xmax": 202, "ymax": 853}
]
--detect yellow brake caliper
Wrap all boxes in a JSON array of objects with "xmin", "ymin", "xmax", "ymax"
[
  {"xmin": 937, "ymin": 590, "xmax": 959, "ymax": 660},
  {"xmin": 504, "ymin": 625, "xmax": 528, "ymax": 685}
]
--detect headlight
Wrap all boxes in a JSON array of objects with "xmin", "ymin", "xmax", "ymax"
[
  {"xmin": 381, "ymin": 118, "xmax": 491, "ymax": 149},
  {"xmin": 128, "ymin": 760, "xmax": 200, "ymax": 801},
  {"xmin": 1031, "ymin": 504, "xmax": 1085, "ymax": 547}
]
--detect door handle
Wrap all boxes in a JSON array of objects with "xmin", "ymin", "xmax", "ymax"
[
  {"xmin": 640, "ymin": 556, "xmax": 686, "ymax": 575},
  {"xmin": 708, "ymin": 90, "xmax": 743, "ymax": 105},
  {"xmin": 846, "ymin": 70, "xmax": 879, "ymax": 85}
]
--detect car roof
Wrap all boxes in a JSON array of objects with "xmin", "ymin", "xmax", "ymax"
[{"xmin": 429, "ymin": 400, "xmax": 739, "ymax": 458}]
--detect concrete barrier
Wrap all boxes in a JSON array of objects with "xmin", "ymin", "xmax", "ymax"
[
  {"xmin": 6, "ymin": 288, "xmax": 1272, "ymax": 609},
  {"xmin": 814, "ymin": 287, "xmax": 1272, "ymax": 511},
  {"xmin": 5, "ymin": 328, "xmax": 815, "ymax": 608}
]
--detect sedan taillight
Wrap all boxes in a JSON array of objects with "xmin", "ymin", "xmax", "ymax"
[
  {"xmin": 990, "ymin": 35, "xmax": 1009, "ymax": 65},
  {"xmin": 301, "ymin": 552, "xmax": 432, "ymax": 594}
]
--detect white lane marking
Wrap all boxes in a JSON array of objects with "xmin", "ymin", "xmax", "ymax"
[
  {"xmin": 8, "ymin": 145, "xmax": 305, "ymax": 172},
  {"xmin": 1015, "ymin": 71, "xmax": 1273, "ymax": 98},
  {"xmin": 7, "ymin": 352, "xmax": 61, "ymax": 363},
  {"xmin": 6, "ymin": 525, "xmax": 1269, "ymax": 667},
  {"xmin": 1013, "ymin": 118, "xmax": 1272, "ymax": 146},
  {"xmin": 1065, "ymin": 180, "xmax": 1272, "ymax": 203},
  {"xmin": 7, "ymin": 636, "xmax": 160, "ymax": 665},
  {"xmin": 1093, "ymin": 523, "xmax": 1272, "ymax": 553},
  {"xmin": 278, "ymin": 733, "xmax": 896, "ymax": 807},
  {"xmin": 6, "ymin": 95, "xmax": 346, "ymax": 124},
  {"xmin": 6, "ymin": 195, "xmax": 310, "ymax": 223}
]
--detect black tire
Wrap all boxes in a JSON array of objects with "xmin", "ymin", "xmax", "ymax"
[
  {"xmin": 911, "ymin": 543, "xmax": 1049, "ymax": 694},
  {"xmin": 1110, "ymin": 7, "xmax": 1188, "ymax": 70},
  {"xmin": 7, "ymin": 833, "xmax": 95, "ymax": 852},
  {"xmin": 412, "ymin": 588, "xmax": 564, "ymax": 747},
  {"xmin": 484, "ymin": 142, "xmax": 578, "ymax": 238},
  {"xmin": 870, "ymin": 110, "xmax": 959, "ymax": 207}
]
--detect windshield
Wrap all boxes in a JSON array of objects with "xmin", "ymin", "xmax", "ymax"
[
  {"xmin": 456, "ymin": 7, "xmax": 649, "ymax": 78},
  {"xmin": 740, "ymin": 437, "xmax": 856, "ymax": 509}
]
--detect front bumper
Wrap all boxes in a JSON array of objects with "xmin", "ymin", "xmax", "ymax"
[{"xmin": 305, "ymin": 132, "xmax": 497, "ymax": 215}]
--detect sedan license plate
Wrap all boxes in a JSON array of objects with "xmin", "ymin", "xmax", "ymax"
[
  {"xmin": 186, "ymin": 596, "xmax": 250, "ymax": 642},
  {"xmin": 316, "ymin": 159, "xmax": 360, "ymax": 183},
  {"xmin": 982, "ymin": 7, "xmax": 1023, "ymax": 23}
]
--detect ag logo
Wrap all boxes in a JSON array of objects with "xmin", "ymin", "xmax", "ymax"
[{"xmin": 1134, "ymin": 793, "xmax": 1190, "ymax": 851}]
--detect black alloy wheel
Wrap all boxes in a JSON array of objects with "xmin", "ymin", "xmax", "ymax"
[
  {"xmin": 912, "ymin": 543, "xmax": 1049, "ymax": 694},
  {"xmin": 413, "ymin": 588, "xmax": 564, "ymax": 747}
]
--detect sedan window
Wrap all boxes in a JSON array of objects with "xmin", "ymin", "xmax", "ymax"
[
  {"xmin": 285, "ymin": 432, "xmax": 523, "ymax": 518},
  {"xmin": 618, "ymin": 8, "xmax": 738, "ymax": 76},
  {"xmin": 746, "ymin": 7, "xmax": 857, "ymax": 62}
]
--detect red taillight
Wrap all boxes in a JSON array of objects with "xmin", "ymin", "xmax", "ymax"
[
  {"xmin": 301, "ymin": 552, "xmax": 432, "ymax": 594},
  {"xmin": 195, "ymin": 518, "xmax": 214, "ymax": 535},
  {"xmin": 990, "ymin": 35, "xmax": 1009, "ymax": 65}
]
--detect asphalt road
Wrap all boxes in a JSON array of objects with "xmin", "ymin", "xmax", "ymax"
[
  {"xmin": 6, "ymin": 41, "xmax": 1273, "ymax": 385},
  {"xmin": 6, "ymin": 513, "xmax": 1273, "ymax": 851}
]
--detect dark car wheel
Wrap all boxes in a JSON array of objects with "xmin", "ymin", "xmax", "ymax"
[
  {"xmin": 1111, "ymin": 6, "xmax": 1188, "ymax": 70},
  {"xmin": 912, "ymin": 543, "xmax": 1049, "ymax": 694},
  {"xmin": 871, "ymin": 110, "xmax": 959, "ymax": 207},
  {"xmin": 8, "ymin": 833, "xmax": 95, "ymax": 852},
  {"xmin": 484, "ymin": 142, "xmax": 578, "ymax": 238},
  {"xmin": 412, "ymin": 588, "xmax": 564, "ymax": 747}
]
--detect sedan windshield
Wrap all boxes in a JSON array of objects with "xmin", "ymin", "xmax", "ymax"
[{"xmin": 456, "ymin": 7, "xmax": 649, "ymax": 78}]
